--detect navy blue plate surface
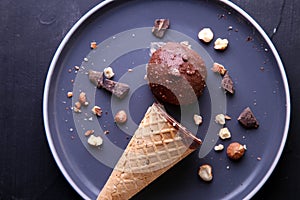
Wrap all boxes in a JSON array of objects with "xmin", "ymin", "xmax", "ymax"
[{"xmin": 43, "ymin": 0, "xmax": 290, "ymax": 199}]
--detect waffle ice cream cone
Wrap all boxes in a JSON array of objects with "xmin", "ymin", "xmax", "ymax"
[{"xmin": 97, "ymin": 103, "xmax": 202, "ymax": 200}]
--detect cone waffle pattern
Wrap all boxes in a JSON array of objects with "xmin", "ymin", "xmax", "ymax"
[{"xmin": 97, "ymin": 104, "xmax": 200, "ymax": 200}]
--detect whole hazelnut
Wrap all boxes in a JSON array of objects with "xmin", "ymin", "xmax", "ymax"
[
  {"xmin": 226, "ymin": 142, "xmax": 246, "ymax": 160},
  {"xmin": 114, "ymin": 110, "xmax": 127, "ymax": 124}
]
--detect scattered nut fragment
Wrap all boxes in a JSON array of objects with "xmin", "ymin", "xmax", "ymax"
[
  {"xmin": 193, "ymin": 114, "xmax": 203, "ymax": 125},
  {"xmin": 198, "ymin": 28, "xmax": 214, "ymax": 43},
  {"xmin": 67, "ymin": 92, "xmax": 73, "ymax": 98},
  {"xmin": 114, "ymin": 110, "xmax": 127, "ymax": 124},
  {"xmin": 90, "ymin": 41, "xmax": 97, "ymax": 49},
  {"xmin": 214, "ymin": 144, "xmax": 224, "ymax": 151},
  {"xmin": 198, "ymin": 164, "xmax": 213, "ymax": 182},
  {"xmin": 238, "ymin": 107, "xmax": 259, "ymax": 129},
  {"xmin": 227, "ymin": 142, "xmax": 246, "ymax": 160},
  {"xmin": 215, "ymin": 114, "xmax": 225, "ymax": 125},
  {"xmin": 84, "ymin": 129, "xmax": 95, "ymax": 136},
  {"xmin": 214, "ymin": 38, "xmax": 229, "ymax": 50},
  {"xmin": 219, "ymin": 127, "xmax": 231, "ymax": 140},
  {"xmin": 104, "ymin": 67, "xmax": 115, "ymax": 79},
  {"xmin": 73, "ymin": 107, "xmax": 81, "ymax": 113},
  {"xmin": 224, "ymin": 115, "xmax": 232, "ymax": 120},
  {"xmin": 74, "ymin": 101, "xmax": 81, "ymax": 109},
  {"xmin": 180, "ymin": 41, "xmax": 191, "ymax": 49},
  {"xmin": 152, "ymin": 19, "xmax": 170, "ymax": 38},
  {"xmin": 211, "ymin": 62, "xmax": 227, "ymax": 75},
  {"xmin": 257, "ymin": 157, "xmax": 262, "ymax": 161},
  {"xmin": 73, "ymin": 102, "xmax": 81, "ymax": 113},
  {"xmin": 87, "ymin": 135, "xmax": 103, "ymax": 146},
  {"xmin": 74, "ymin": 65, "xmax": 80, "ymax": 71},
  {"xmin": 79, "ymin": 92, "xmax": 88, "ymax": 106},
  {"xmin": 92, "ymin": 106, "xmax": 103, "ymax": 117}
]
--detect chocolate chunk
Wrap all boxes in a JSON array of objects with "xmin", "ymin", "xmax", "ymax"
[
  {"xmin": 103, "ymin": 79, "xmax": 130, "ymax": 99},
  {"xmin": 88, "ymin": 70, "xmax": 104, "ymax": 88},
  {"xmin": 221, "ymin": 72, "xmax": 234, "ymax": 94},
  {"xmin": 238, "ymin": 107, "xmax": 259, "ymax": 129},
  {"xmin": 152, "ymin": 19, "xmax": 170, "ymax": 38}
]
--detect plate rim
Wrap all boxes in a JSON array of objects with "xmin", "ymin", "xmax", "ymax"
[{"xmin": 42, "ymin": 0, "xmax": 291, "ymax": 199}]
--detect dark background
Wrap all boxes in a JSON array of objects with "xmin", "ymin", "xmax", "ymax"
[{"xmin": 0, "ymin": 0, "xmax": 299, "ymax": 199}]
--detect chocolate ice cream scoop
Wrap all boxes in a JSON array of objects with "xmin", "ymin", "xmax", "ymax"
[{"xmin": 147, "ymin": 42, "xmax": 207, "ymax": 105}]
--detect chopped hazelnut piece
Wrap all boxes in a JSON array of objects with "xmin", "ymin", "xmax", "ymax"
[
  {"xmin": 198, "ymin": 28, "xmax": 214, "ymax": 43},
  {"xmin": 227, "ymin": 142, "xmax": 246, "ymax": 160},
  {"xmin": 87, "ymin": 135, "xmax": 103, "ymax": 146},
  {"xmin": 67, "ymin": 92, "xmax": 73, "ymax": 98},
  {"xmin": 114, "ymin": 110, "xmax": 127, "ymax": 124},
  {"xmin": 215, "ymin": 114, "xmax": 225, "ymax": 125},
  {"xmin": 73, "ymin": 107, "xmax": 81, "ymax": 113},
  {"xmin": 84, "ymin": 130, "xmax": 95, "ymax": 136},
  {"xmin": 193, "ymin": 114, "xmax": 203, "ymax": 125},
  {"xmin": 92, "ymin": 106, "xmax": 103, "ymax": 117},
  {"xmin": 104, "ymin": 67, "xmax": 115, "ymax": 79},
  {"xmin": 198, "ymin": 164, "xmax": 213, "ymax": 182},
  {"xmin": 79, "ymin": 92, "xmax": 88, "ymax": 106},
  {"xmin": 211, "ymin": 62, "xmax": 227, "ymax": 75},
  {"xmin": 214, "ymin": 144, "xmax": 224, "ymax": 151},
  {"xmin": 73, "ymin": 102, "xmax": 81, "ymax": 113},
  {"xmin": 224, "ymin": 115, "xmax": 232, "ymax": 120},
  {"xmin": 214, "ymin": 38, "xmax": 229, "ymax": 50},
  {"xmin": 90, "ymin": 41, "xmax": 97, "ymax": 49},
  {"xmin": 74, "ymin": 101, "xmax": 81, "ymax": 109},
  {"xmin": 219, "ymin": 127, "xmax": 231, "ymax": 140}
]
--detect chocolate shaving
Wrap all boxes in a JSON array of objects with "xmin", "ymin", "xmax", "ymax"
[
  {"xmin": 221, "ymin": 72, "xmax": 234, "ymax": 94},
  {"xmin": 88, "ymin": 69, "xmax": 130, "ymax": 99},
  {"xmin": 152, "ymin": 19, "xmax": 170, "ymax": 38},
  {"xmin": 238, "ymin": 107, "xmax": 259, "ymax": 129},
  {"xmin": 88, "ymin": 70, "xmax": 104, "ymax": 88},
  {"xmin": 102, "ymin": 79, "xmax": 130, "ymax": 99}
]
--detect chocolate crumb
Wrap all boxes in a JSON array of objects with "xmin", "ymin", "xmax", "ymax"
[
  {"xmin": 246, "ymin": 36, "xmax": 253, "ymax": 42},
  {"xmin": 221, "ymin": 72, "xmax": 234, "ymax": 94},
  {"xmin": 102, "ymin": 79, "xmax": 130, "ymax": 99},
  {"xmin": 238, "ymin": 107, "xmax": 259, "ymax": 129},
  {"xmin": 88, "ymin": 70, "xmax": 104, "ymax": 88}
]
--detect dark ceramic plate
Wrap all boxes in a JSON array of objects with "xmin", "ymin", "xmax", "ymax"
[{"xmin": 43, "ymin": 0, "xmax": 290, "ymax": 199}]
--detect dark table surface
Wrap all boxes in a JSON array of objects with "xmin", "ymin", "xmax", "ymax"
[{"xmin": 1, "ymin": 0, "xmax": 299, "ymax": 199}]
